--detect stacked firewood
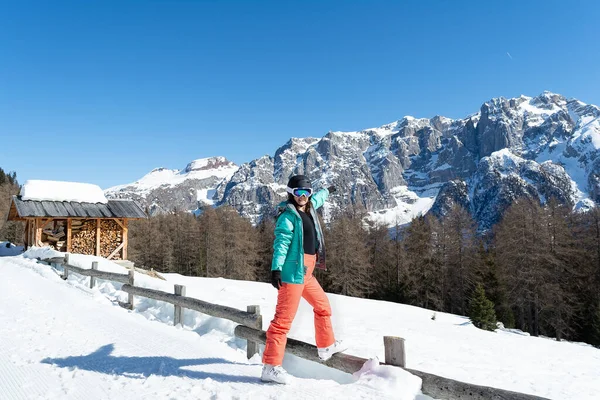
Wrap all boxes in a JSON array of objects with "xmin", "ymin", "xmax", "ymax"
[
  {"xmin": 42, "ymin": 221, "xmax": 66, "ymax": 251},
  {"xmin": 100, "ymin": 220, "xmax": 123, "ymax": 259},
  {"xmin": 71, "ymin": 219, "xmax": 97, "ymax": 255}
]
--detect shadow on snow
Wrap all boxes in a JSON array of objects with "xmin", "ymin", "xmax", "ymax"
[{"xmin": 42, "ymin": 343, "xmax": 259, "ymax": 383}]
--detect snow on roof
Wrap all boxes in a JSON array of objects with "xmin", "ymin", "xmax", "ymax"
[{"xmin": 21, "ymin": 180, "xmax": 108, "ymax": 204}]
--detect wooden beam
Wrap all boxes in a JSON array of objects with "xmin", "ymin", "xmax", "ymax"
[
  {"xmin": 107, "ymin": 242, "xmax": 125, "ymax": 260},
  {"xmin": 123, "ymin": 219, "xmax": 128, "ymax": 260},
  {"xmin": 39, "ymin": 219, "xmax": 53, "ymax": 230},
  {"xmin": 234, "ymin": 325, "xmax": 365, "ymax": 374},
  {"xmin": 30, "ymin": 220, "xmax": 35, "ymax": 248},
  {"xmin": 384, "ymin": 336, "xmax": 406, "ymax": 368},
  {"xmin": 61, "ymin": 261, "xmax": 130, "ymax": 284},
  {"xmin": 96, "ymin": 218, "xmax": 101, "ymax": 257},
  {"xmin": 246, "ymin": 306, "xmax": 261, "ymax": 359},
  {"xmin": 35, "ymin": 218, "xmax": 42, "ymax": 247},
  {"xmin": 120, "ymin": 284, "xmax": 262, "ymax": 329},
  {"xmin": 24, "ymin": 220, "xmax": 29, "ymax": 249},
  {"xmin": 66, "ymin": 218, "xmax": 72, "ymax": 253},
  {"xmin": 112, "ymin": 218, "xmax": 125, "ymax": 230},
  {"xmin": 174, "ymin": 284, "xmax": 186, "ymax": 326}
]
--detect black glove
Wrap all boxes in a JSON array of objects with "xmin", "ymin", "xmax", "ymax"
[
  {"xmin": 271, "ymin": 270, "xmax": 282, "ymax": 290},
  {"xmin": 327, "ymin": 185, "xmax": 336, "ymax": 194}
]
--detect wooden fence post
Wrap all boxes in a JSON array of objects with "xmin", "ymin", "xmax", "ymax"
[
  {"xmin": 246, "ymin": 305, "xmax": 262, "ymax": 359},
  {"xmin": 62, "ymin": 253, "xmax": 70, "ymax": 280},
  {"xmin": 174, "ymin": 284, "xmax": 186, "ymax": 326},
  {"xmin": 127, "ymin": 270, "xmax": 134, "ymax": 310},
  {"xmin": 90, "ymin": 261, "xmax": 98, "ymax": 289},
  {"xmin": 384, "ymin": 336, "xmax": 406, "ymax": 368}
]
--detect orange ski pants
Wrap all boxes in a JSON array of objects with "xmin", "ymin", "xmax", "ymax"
[{"xmin": 262, "ymin": 254, "xmax": 335, "ymax": 366}]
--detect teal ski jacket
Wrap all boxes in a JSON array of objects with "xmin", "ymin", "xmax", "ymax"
[{"xmin": 271, "ymin": 188, "xmax": 329, "ymax": 284}]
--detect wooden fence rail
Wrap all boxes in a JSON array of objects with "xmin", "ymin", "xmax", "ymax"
[
  {"xmin": 234, "ymin": 325, "xmax": 548, "ymax": 400},
  {"xmin": 40, "ymin": 254, "xmax": 549, "ymax": 400},
  {"xmin": 120, "ymin": 284, "xmax": 262, "ymax": 329}
]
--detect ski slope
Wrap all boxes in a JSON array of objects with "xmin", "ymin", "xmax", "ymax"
[
  {"xmin": 0, "ymin": 253, "xmax": 422, "ymax": 400},
  {"xmin": 1, "ymin": 250, "xmax": 599, "ymax": 399}
]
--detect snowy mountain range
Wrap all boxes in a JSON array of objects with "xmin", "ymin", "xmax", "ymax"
[
  {"xmin": 105, "ymin": 157, "xmax": 238, "ymax": 215},
  {"xmin": 105, "ymin": 92, "xmax": 600, "ymax": 229}
]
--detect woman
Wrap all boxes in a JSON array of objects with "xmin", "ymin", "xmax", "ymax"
[{"xmin": 261, "ymin": 175, "xmax": 347, "ymax": 384}]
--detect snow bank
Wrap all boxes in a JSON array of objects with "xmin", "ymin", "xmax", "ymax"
[
  {"xmin": 353, "ymin": 358, "xmax": 422, "ymax": 400},
  {"xmin": 21, "ymin": 180, "xmax": 108, "ymax": 204}
]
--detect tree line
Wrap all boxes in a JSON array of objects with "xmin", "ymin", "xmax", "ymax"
[
  {"xmin": 127, "ymin": 197, "xmax": 600, "ymax": 347},
  {"xmin": 0, "ymin": 167, "xmax": 597, "ymax": 347},
  {"xmin": 0, "ymin": 168, "xmax": 23, "ymax": 242}
]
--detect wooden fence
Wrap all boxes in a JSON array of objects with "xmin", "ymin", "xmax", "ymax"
[{"xmin": 40, "ymin": 254, "xmax": 549, "ymax": 400}]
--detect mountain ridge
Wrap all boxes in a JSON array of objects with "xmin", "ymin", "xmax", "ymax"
[{"xmin": 105, "ymin": 92, "xmax": 600, "ymax": 229}]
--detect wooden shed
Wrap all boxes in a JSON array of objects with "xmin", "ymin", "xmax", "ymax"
[{"xmin": 7, "ymin": 195, "xmax": 146, "ymax": 260}]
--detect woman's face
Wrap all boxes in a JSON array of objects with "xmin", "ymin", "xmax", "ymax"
[{"xmin": 294, "ymin": 194, "xmax": 309, "ymax": 207}]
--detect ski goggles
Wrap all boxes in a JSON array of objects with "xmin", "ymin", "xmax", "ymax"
[{"xmin": 286, "ymin": 187, "xmax": 313, "ymax": 198}]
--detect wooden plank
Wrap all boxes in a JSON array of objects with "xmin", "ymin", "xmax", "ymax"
[
  {"xmin": 24, "ymin": 220, "xmax": 29, "ymax": 249},
  {"xmin": 233, "ymin": 326, "xmax": 549, "ymax": 400},
  {"xmin": 35, "ymin": 218, "xmax": 42, "ymax": 247},
  {"xmin": 120, "ymin": 284, "xmax": 261, "ymax": 329},
  {"xmin": 404, "ymin": 368, "xmax": 549, "ymax": 400},
  {"xmin": 384, "ymin": 336, "xmax": 406, "ymax": 368},
  {"xmin": 66, "ymin": 218, "xmax": 72, "ymax": 253},
  {"xmin": 234, "ymin": 325, "xmax": 366, "ymax": 374},
  {"xmin": 246, "ymin": 306, "xmax": 262, "ymax": 359},
  {"xmin": 174, "ymin": 284, "xmax": 186, "ymax": 326},
  {"xmin": 62, "ymin": 261, "xmax": 129, "ymax": 284},
  {"xmin": 107, "ymin": 242, "xmax": 125, "ymax": 260},
  {"xmin": 41, "ymin": 257, "xmax": 67, "ymax": 264},
  {"xmin": 96, "ymin": 218, "xmax": 101, "ymax": 256},
  {"xmin": 123, "ymin": 219, "xmax": 128, "ymax": 260}
]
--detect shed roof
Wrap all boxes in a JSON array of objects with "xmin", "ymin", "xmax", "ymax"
[{"xmin": 9, "ymin": 196, "xmax": 147, "ymax": 219}]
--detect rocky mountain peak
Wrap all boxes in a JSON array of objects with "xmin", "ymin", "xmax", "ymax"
[{"xmin": 108, "ymin": 91, "xmax": 600, "ymax": 230}]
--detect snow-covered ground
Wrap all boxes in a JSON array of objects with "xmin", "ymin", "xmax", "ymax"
[{"xmin": 1, "ymin": 249, "xmax": 599, "ymax": 399}]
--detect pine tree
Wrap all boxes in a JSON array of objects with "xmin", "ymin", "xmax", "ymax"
[
  {"xmin": 256, "ymin": 218, "xmax": 275, "ymax": 283},
  {"xmin": 469, "ymin": 283, "xmax": 497, "ymax": 331},
  {"xmin": 365, "ymin": 222, "xmax": 395, "ymax": 300},
  {"xmin": 325, "ymin": 209, "xmax": 372, "ymax": 297},
  {"xmin": 0, "ymin": 169, "xmax": 22, "ymax": 243},
  {"xmin": 441, "ymin": 204, "xmax": 478, "ymax": 315},
  {"xmin": 403, "ymin": 214, "xmax": 444, "ymax": 310}
]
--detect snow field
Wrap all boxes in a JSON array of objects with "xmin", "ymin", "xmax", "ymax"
[
  {"xmin": 2, "ymin": 248, "xmax": 599, "ymax": 399},
  {"xmin": 0, "ymin": 251, "xmax": 422, "ymax": 399}
]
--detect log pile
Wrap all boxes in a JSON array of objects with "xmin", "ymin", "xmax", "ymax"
[
  {"xmin": 41, "ymin": 220, "xmax": 66, "ymax": 251},
  {"xmin": 38, "ymin": 218, "xmax": 125, "ymax": 257},
  {"xmin": 100, "ymin": 220, "xmax": 123, "ymax": 259},
  {"xmin": 71, "ymin": 219, "xmax": 97, "ymax": 255}
]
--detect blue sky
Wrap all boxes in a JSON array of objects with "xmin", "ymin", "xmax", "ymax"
[{"xmin": 1, "ymin": 0, "xmax": 599, "ymax": 188}]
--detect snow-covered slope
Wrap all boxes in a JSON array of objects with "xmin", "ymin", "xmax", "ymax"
[
  {"xmin": 2, "ymin": 250, "xmax": 599, "ymax": 399},
  {"xmin": 105, "ymin": 157, "xmax": 238, "ymax": 215},
  {"xmin": 0, "ymin": 252, "xmax": 423, "ymax": 400}
]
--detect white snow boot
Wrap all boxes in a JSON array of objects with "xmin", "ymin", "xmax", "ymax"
[
  {"xmin": 318, "ymin": 340, "xmax": 348, "ymax": 361},
  {"xmin": 261, "ymin": 364, "xmax": 292, "ymax": 384}
]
